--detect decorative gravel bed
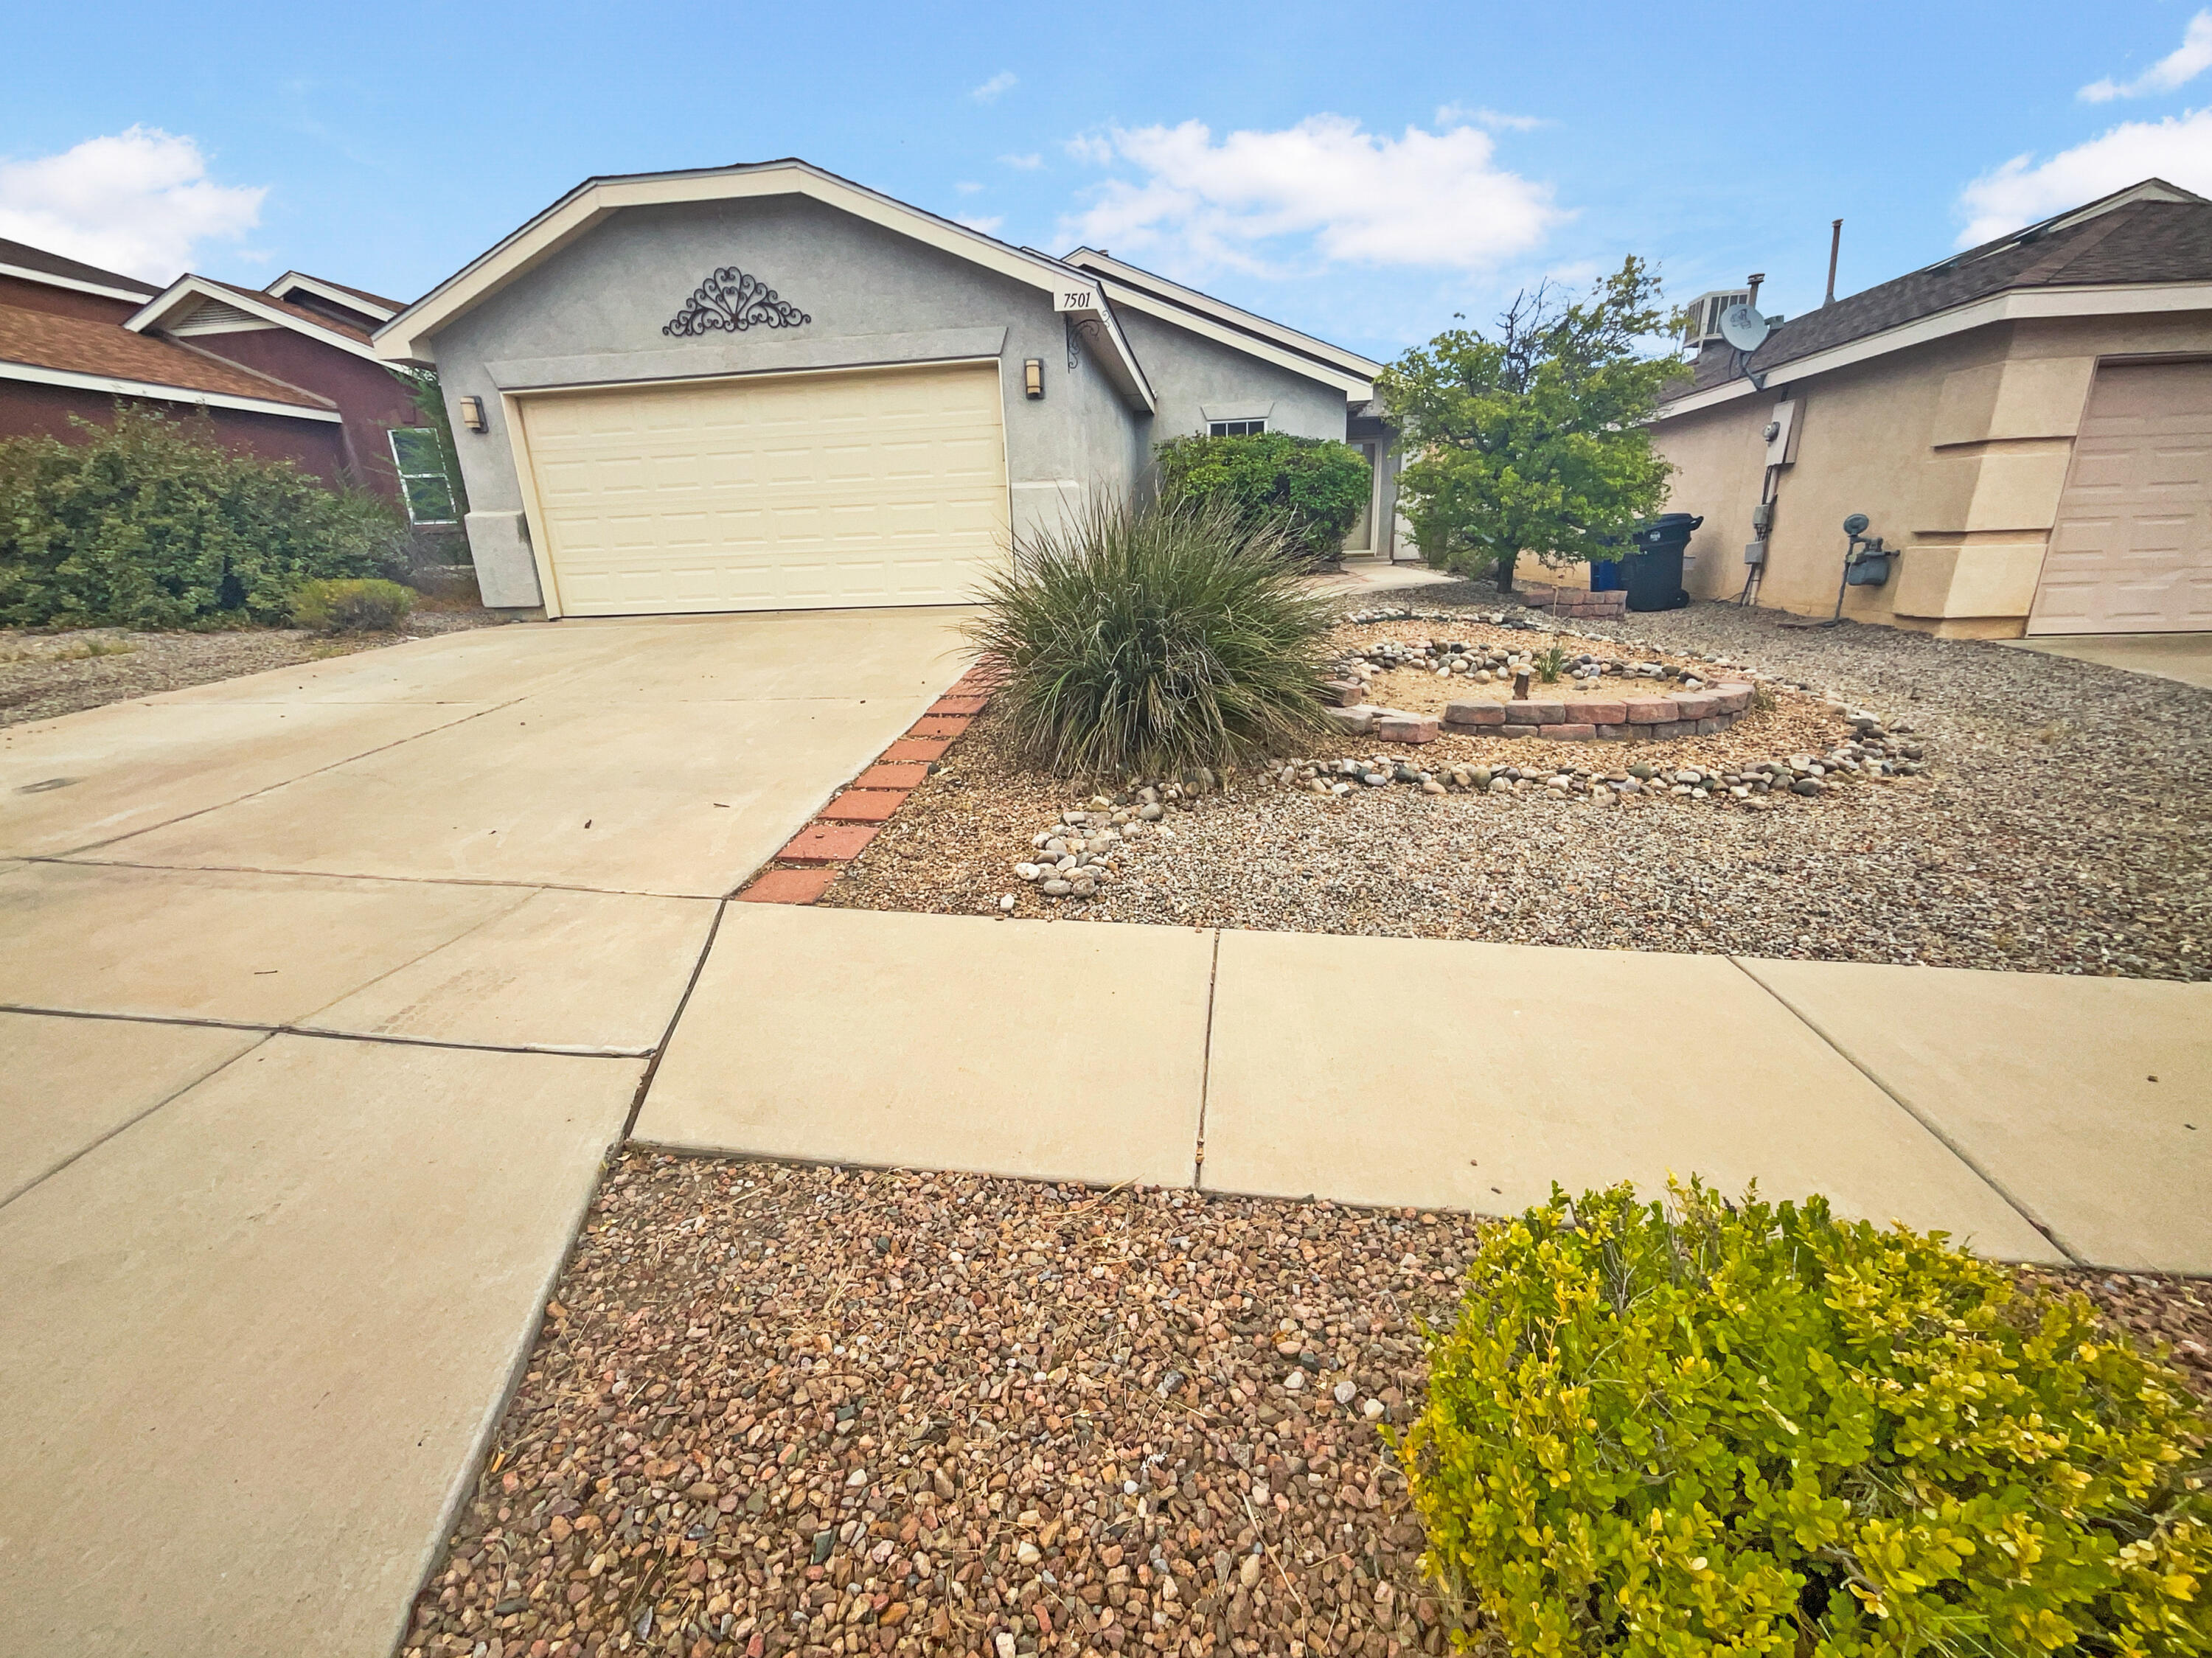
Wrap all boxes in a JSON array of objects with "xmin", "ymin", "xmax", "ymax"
[
  {"xmin": 0, "ymin": 607, "xmax": 503, "ymax": 727},
  {"xmin": 405, "ymin": 1151, "xmax": 1478, "ymax": 1658},
  {"xmin": 824, "ymin": 594, "xmax": 2208, "ymax": 980},
  {"xmin": 410, "ymin": 1153, "xmax": 2211, "ymax": 1658}
]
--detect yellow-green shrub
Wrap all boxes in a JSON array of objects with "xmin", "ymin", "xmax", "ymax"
[
  {"xmin": 1404, "ymin": 1182, "xmax": 2210, "ymax": 1657},
  {"xmin": 290, "ymin": 577, "xmax": 415, "ymax": 632}
]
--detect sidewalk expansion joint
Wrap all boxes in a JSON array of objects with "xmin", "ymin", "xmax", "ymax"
[
  {"xmin": 1194, "ymin": 928, "xmax": 1222, "ymax": 1189},
  {"xmin": 621, "ymin": 897, "xmax": 728, "ymax": 1142},
  {"xmin": 1723, "ymin": 956, "xmax": 2087, "ymax": 1267},
  {"xmin": 29, "ymin": 854, "xmax": 727, "ymax": 902},
  {"xmin": 0, "ymin": 1003, "xmax": 655, "ymax": 1060},
  {"xmin": 44, "ymin": 695, "xmax": 528, "ymax": 862},
  {"xmin": 0, "ymin": 1029, "xmax": 276, "ymax": 1213}
]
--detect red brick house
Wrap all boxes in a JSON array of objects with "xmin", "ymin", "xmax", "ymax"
[{"xmin": 0, "ymin": 238, "xmax": 452, "ymax": 524}]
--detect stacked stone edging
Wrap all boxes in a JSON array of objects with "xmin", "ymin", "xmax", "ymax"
[
  {"xmin": 1443, "ymin": 682, "xmax": 1756, "ymax": 742},
  {"xmin": 1516, "ymin": 582, "xmax": 1626, "ymax": 621}
]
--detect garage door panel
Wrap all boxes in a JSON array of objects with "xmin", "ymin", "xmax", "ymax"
[
  {"xmin": 2029, "ymin": 360, "xmax": 2212, "ymax": 634},
  {"xmin": 521, "ymin": 363, "xmax": 1008, "ymax": 616}
]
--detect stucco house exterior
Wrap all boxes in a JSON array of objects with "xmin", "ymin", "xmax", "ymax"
[
  {"xmin": 0, "ymin": 239, "xmax": 442, "ymax": 520},
  {"xmin": 372, "ymin": 159, "xmax": 1398, "ymax": 619},
  {"xmin": 1650, "ymin": 179, "xmax": 2212, "ymax": 636}
]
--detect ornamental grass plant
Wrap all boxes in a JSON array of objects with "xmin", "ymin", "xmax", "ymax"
[
  {"xmin": 963, "ymin": 495, "xmax": 1338, "ymax": 779},
  {"xmin": 1404, "ymin": 1182, "xmax": 2211, "ymax": 1658}
]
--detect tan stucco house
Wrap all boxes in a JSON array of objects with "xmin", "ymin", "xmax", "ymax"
[{"xmin": 1650, "ymin": 179, "xmax": 2212, "ymax": 636}]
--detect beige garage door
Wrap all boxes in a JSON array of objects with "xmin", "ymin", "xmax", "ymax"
[
  {"xmin": 520, "ymin": 360, "xmax": 1009, "ymax": 616},
  {"xmin": 2028, "ymin": 359, "xmax": 2212, "ymax": 635}
]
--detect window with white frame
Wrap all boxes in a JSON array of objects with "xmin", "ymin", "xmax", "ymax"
[
  {"xmin": 1208, "ymin": 418, "xmax": 1267, "ymax": 437},
  {"xmin": 388, "ymin": 428, "xmax": 459, "ymax": 526}
]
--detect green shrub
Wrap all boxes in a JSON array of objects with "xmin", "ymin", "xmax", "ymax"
[
  {"xmin": 291, "ymin": 577, "xmax": 416, "ymax": 632},
  {"xmin": 1155, "ymin": 432, "xmax": 1371, "ymax": 566},
  {"xmin": 962, "ymin": 495, "xmax": 1338, "ymax": 778},
  {"xmin": 1405, "ymin": 1182, "xmax": 2211, "ymax": 1657},
  {"xmin": 0, "ymin": 407, "xmax": 409, "ymax": 628}
]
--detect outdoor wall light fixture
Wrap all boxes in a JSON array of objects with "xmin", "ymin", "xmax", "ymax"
[
  {"xmin": 456, "ymin": 396, "xmax": 487, "ymax": 432},
  {"xmin": 1023, "ymin": 359, "xmax": 1044, "ymax": 400}
]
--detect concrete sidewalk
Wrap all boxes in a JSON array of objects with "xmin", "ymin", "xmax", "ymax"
[{"xmin": 639, "ymin": 908, "xmax": 2212, "ymax": 1275}]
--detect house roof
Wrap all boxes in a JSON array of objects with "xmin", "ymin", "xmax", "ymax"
[
  {"xmin": 126, "ymin": 274, "xmax": 389, "ymax": 363},
  {"xmin": 1664, "ymin": 179, "xmax": 2212, "ymax": 414},
  {"xmin": 265, "ymin": 271, "xmax": 405, "ymax": 323},
  {"xmin": 0, "ymin": 236, "xmax": 161, "ymax": 302},
  {"xmin": 1059, "ymin": 247, "xmax": 1383, "ymax": 397},
  {"xmin": 0, "ymin": 300, "xmax": 341, "ymax": 419},
  {"xmin": 373, "ymin": 158, "xmax": 1156, "ymax": 412}
]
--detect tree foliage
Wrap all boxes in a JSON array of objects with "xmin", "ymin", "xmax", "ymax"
[
  {"xmin": 1154, "ymin": 431, "xmax": 1371, "ymax": 568},
  {"xmin": 1379, "ymin": 257, "xmax": 1680, "ymax": 589},
  {"xmin": 0, "ymin": 407, "xmax": 409, "ymax": 628}
]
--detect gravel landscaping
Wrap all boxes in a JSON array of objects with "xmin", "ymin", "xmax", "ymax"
[
  {"xmin": 406, "ymin": 1151, "xmax": 1476, "ymax": 1658},
  {"xmin": 409, "ymin": 1152, "xmax": 2212, "ymax": 1658},
  {"xmin": 825, "ymin": 591, "xmax": 2210, "ymax": 980},
  {"xmin": 0, "ymin": 607, "xmax": 502, "ymax": 727}
]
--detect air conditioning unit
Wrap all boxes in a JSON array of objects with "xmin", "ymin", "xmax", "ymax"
[{"xmin": 1683, "ymin": 289, "xmax": 1752, "ymax": 348}]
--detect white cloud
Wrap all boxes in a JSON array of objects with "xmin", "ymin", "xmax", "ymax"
[
  {"xmin": 2081, "ymin": 10, "xmax": 2212, "ymax": 101},
  {"xmin": 970, "ymin": 72, "xmax": 1018, "ymax": 102},
  {"xmin": 956, "ymin": 215, "xmax": 1006, "ymax": 235},
  {"xmin": 1956, "ymin": 105, "xmax": 2212, "ymax": 243},
  {"xmin": 0, "ymin": 126, "xmax": 264, "ymax": 281},
  {"xmin": 955, "ymin": 181, "xmax": 984, "ymax": 195},
  {"xmin": 1057, "ymin": 114, "xmax": 1564, "ymax": 275},
  {"xmin": 1435, "ymin": 103, "xmax": 1549, "ymax": 132},
  {"xmin": 999, "ymin": 152, "xmax": 1044, "ymax": 170}
]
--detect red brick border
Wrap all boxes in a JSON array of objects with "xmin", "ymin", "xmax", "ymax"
[{"xmin": 734, "ymin": 660, "xmax": 1003, "ymax": 903}]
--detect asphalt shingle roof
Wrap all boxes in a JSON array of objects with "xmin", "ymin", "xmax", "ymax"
[
  {"xmin": 1675, "ymin": 189, "xmax": 2212, "ymax": 398},
  {"xmin": 0, "ymin": 237, "xmax": 160, "ymax": 297},
  {"xmin": 0, "ymin": 302, "xmax": 337, "ymax": 409}
]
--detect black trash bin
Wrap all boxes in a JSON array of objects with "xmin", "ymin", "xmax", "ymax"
[{"xmin": 1623, "ymin": 513, "xmax": 1703, "ymax": 610}]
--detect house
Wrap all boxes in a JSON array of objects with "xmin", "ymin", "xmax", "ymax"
[
  {"xmin": 371, "ymin": 158, "xmax": 1399, "ymax": 619},
  {"xmin": 1651, "ymin": 179, "xmax": 2212, "ymax": 636},
  {"xmin": 0, "ymin": 238, "xmax": 453, "ymax": 528}
]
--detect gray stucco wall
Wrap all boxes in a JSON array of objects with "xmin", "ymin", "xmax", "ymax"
[
  {"xmin": 418, "ymin": 187, "xmax": 1361, "ymax": 606},
  {"xmin": 1115, "ymin": 307, "xmax": 1350, "ymax": 444},
  {"xmin": 425, "ymin": 193, "xmax": 1144, "ymax": 606}
]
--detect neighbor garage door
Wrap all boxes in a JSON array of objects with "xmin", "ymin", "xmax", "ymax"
[
  {"xmin": 2028, "ymin": 358, "xmax": 2212, "ymax": 635},
  {"xmin": 519, "ymin": 360, "xmax": 1009, "ymax": 616}
]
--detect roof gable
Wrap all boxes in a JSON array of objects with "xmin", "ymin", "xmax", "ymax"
[
  {"xmin": 127, "ymin": 275, "xmax": 386, "ymax": 363},
  {"xmin": 375, "ymin": 159, "xmax": 1156, "ymax": 411},
  {"xmin": 265, "ymin": 270, "xmax": 403, "ymax": 325}
]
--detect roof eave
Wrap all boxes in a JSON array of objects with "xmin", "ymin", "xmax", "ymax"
[
  {"xmin": 1655, "ymin": 277, "xmax": 2212, "ymax": 419},
  {"xmin": 375, "ymin": 159, "xmax": 1160, "ymax": 413},
  {"xmin": 1061, "ymin": 247, "xmax": 1386, "ymax": 383}
]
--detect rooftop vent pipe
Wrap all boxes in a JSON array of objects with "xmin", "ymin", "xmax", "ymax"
[{"xmin": 1825, "ymin": 220, "xmax": 1843, "ymax": 307}]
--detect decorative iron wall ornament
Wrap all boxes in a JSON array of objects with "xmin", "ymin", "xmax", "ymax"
[{"xmin": 662, "ymin": 266, "xmax": 811, "ymax": 338}]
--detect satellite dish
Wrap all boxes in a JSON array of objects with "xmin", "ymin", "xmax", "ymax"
[
  {"xmin": 1843, "ymin": 512, "xmax": 1871, "ymax": 537},
  {"xmin": 1719, "ymin": 302, "xmax": 1773, "ymax": 352}
]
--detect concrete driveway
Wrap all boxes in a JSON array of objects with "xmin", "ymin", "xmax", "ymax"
[{"xmin": 0, "ymin": 609, "xmax": 969, "ymax": 1657}]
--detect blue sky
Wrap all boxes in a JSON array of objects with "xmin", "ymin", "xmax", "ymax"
[{"xmin": 8, "ymin": 1, "xmax": 2212, "ymax": 360}]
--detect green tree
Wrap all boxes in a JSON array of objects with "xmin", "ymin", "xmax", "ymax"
[{"xmin": 1379, "ymin": 257, "xmax": 1679, "ymax": 592}]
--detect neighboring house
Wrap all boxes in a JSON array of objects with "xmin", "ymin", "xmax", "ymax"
[
  {"xmin": 0, "ymin": 238, "xmax": 455, "ymax": 528},
  {"xmin": 1651, "ymin": 179, "xmax": 2212, "ymax": 636},
  {"xmin": 372, "ymin": 159, "xmax": 1399, "ymax": 619}
]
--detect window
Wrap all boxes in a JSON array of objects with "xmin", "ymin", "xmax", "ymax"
[
  {"xmin": 388, "ymin": 428, "xmax": 459, "ymax": 526},
  {"xmin": 1208, "ymin": 419, "xmax": 1267, "ymax": 437}
]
